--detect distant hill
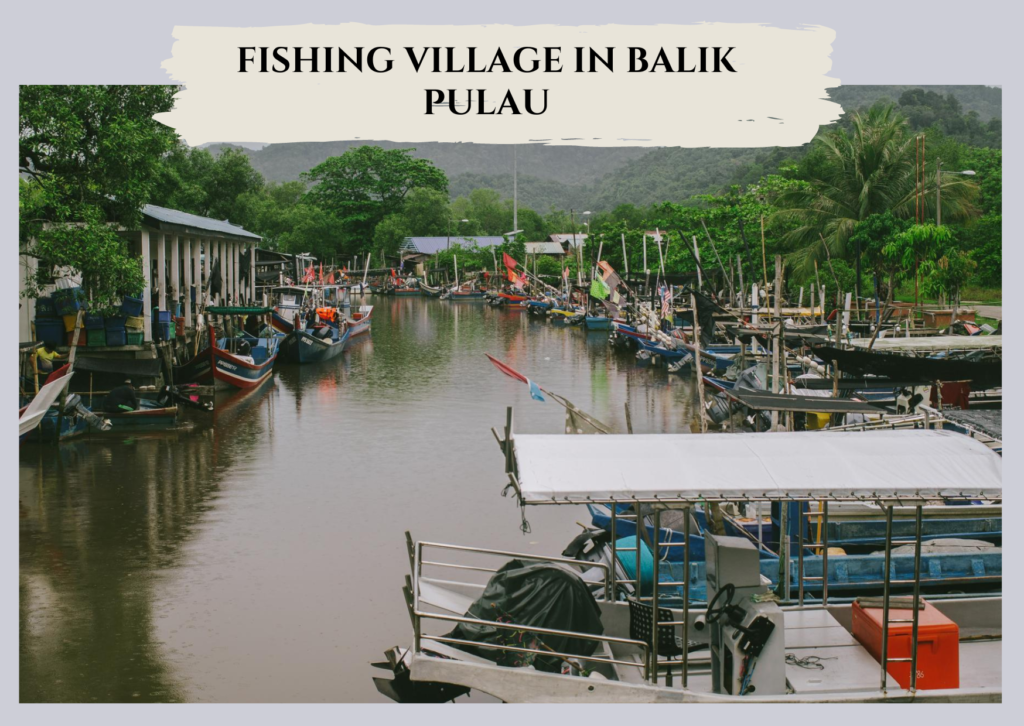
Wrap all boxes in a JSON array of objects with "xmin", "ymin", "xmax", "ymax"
[
  {"xmin": 828, "ymin": 85, "xmax": 1001, "ymax": 122},
  {"xmin": 205, "ymin": 85, "xmax": 1000, "ymax": 212}
]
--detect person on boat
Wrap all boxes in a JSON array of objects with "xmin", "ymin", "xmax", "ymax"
[
  {"xmin": 106, "ymin": 379, "xmax": 139, "ymax": 412},
  {"xmin": 34, "ymin": 342, "xmax": 67, "ymax": 374}
]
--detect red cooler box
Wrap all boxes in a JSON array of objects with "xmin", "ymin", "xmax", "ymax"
[{"xmin": 851, "ymin": 599, "xmax": 959, "ymax": 690}]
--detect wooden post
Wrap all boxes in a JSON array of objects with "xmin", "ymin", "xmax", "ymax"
[
  {"xmin": 771, "ymin": 256, "xmax": 782, "ymax": 431},
  {"xmin": 156, "ymin": 231, "xmax": 167, "ymax": 313},
  {"xmin": 621, "ymin": 233, "xmax": 629, "ymax": 276},
  {"xmin": 140, "ymin": 228, "xmax": 153, "ymax": 342},
  {"xmin": 170, "ymin": 234, "xmax": 180, "ymax": 318},
  {"xmin": 691, "ymin": 292, "xmax": 708, "ymax": 433},
  {"xmin": 624, "ymin": 402, "xmax": 633, "ymax": 434}
]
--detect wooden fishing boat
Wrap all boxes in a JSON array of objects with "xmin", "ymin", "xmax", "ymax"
[
  {"xmin": 344, "ymin": 305, "xmax": 374, "ymax": 337},
  {"xmin": 813, "ymin": 344, "xmax": 1002, "ymax": 391},
  {"xmin": 448, "ymin": 287, "xmax": 487, "ymax": 301},
  {"xmin": 419, "ymin": 281, "xmax": 443, "ymax": 297},
  {"xmin": 585, "ymin": 315, "xmax": 612, "ymax": 330},
  {"xmin": 175, "ymin": 308, "xmax": 279, "ymax": 390},
  {"xmin": 278, "ymin": 323, "xmax": 351, "ymax": 364},
  {"xmin": 98, "ymin": 400, "xmax": 179, "ymax": 431}
]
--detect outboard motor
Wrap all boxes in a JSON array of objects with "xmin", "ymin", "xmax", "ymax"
[{"xmin": 63, "ymin": 393, "xmax": 112, "ymax": 432}]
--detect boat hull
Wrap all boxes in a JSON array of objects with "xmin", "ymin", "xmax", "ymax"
[{"xmin": 278, "ymin": 327, "xmax": 351, "ymax": 364}]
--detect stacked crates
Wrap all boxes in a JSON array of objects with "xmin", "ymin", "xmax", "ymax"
[
  {"xmin": 125, "ymin": 314, "xmax": 145, "ymax": 346},
  {"xmin": 153, "ymin": 309, "xmax": 174, "ymax": 342},
  {"xmin": 53, "ymin": 287, "xmax": 87, "ymax": 316},
  {"xmin": 120, "ymin": 295, "xmax": 144, "ymax": 317},
  {"xmin": 105, "ymin": 316, "xmax": 127, "ymax": 347},
  {"xmin": 33, "ymin": 295, "xmax": 63, "ymax": 347}
]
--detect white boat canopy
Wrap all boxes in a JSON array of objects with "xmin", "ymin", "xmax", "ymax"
[
  {"xmin": 511, "ymin": 430, "xmax": 1001, "ymax": 504},
  {"xmin": 850, "ymin": 335, "xmax": 1001, "ymax": 352}
]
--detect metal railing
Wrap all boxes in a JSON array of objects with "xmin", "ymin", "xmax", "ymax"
[{"xmin": 408, "ymin": 536, "xmax": 651, "ymax": 680}]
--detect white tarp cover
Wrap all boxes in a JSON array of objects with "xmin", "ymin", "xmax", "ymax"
[
  {"xmin": 512, "ymin": 430, "xmax": 1001, "ymax": 503},
  {"xmin": 850, "ymin": 335, "xmax": 1002, "ymax": 352},
  {"xmin": 18, "ymin": 373, "xmax": 73, "ymax": 438}
]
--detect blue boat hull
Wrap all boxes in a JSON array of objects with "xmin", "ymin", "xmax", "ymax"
[{"xmin": 278, "ymin": 327, "xmax": 351, "ymax": 364}]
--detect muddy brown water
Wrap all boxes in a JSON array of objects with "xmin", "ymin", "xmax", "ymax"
[{"xmin": 19, "ymin": 296, "xmax": 697, "ymax": 702}]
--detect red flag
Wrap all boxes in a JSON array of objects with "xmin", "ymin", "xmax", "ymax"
[
  {"xmin": 485, "ymin": 354, "xmax": 528, "ymax": 384},
  {"xmin": 319, "ymin": 263, "xmax": 324, "ymax": 283},
  {"xmin": 303, "ymin": 266, "xmax": 315, "ymax": 283},
  {"xmin": 327, "ymin": 272, "xmax": 335, "ymax": 284},
  {"xmin": 507, "ymin": 269, "xmax": 517, "ymax": 283},
  {"xmin": 562, "ymin": 266, "xmax": 569, "ymax": 279},
  {"xmin": 502, "ymin": 252, "xmax": 517, "ymax": 270},
  {"xmin": 390, "ymin": 268, "xmax": 397, "ymax": 278}
]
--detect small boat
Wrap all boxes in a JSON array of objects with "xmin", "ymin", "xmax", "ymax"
[
  {"xmin": 419, "ymin": 281, "xmax": 444, "ymax": 297},
  {"xmin": 278, "ymin": 323, "xmax": 351, "ymax": 364},
  {"xmin": 97, "ymin": 399, "xmax": 179, "ymax": 431},
  {"xmin": 343, "ymin": 305, "xmax": 373, "ymax": 338},
  {"xmin": 176, "ymin": 308, "xmax": 279, "ymax": 390},
  {"xmin": 491, "ymin": 292, "xmax": 531, "ymax": 307},
  {"xmin": 584, "ymin": 315, "xmax": 612, "ymax": 330},
  {"xmin": 448, "ymin": 286, "xmax": 487, "ymax": 301}
]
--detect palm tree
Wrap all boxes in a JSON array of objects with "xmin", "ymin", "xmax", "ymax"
[{"xmin": 772, "ymin": 104, "xmax": 979, "ymax": 279}]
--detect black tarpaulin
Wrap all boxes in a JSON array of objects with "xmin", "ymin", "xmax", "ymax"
[
  {"xmin": 813, "ymin": 345, "xmax": 1002, "ymax": 390},
  {"xmin": 73, "ymin": 356, "xmax": 162, "ymax": 377},
  {"xmin": 447, "ymin": 559, "xmax": 604, "ymax": 673},
  {"xmin": 720, "ymin": 387, "xmax": 888, "ymax": 414}
]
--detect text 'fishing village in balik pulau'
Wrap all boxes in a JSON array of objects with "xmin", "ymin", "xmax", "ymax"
[{"xmin": 18, "ymin": 84, "xmax": 1002, "ymax": 704}]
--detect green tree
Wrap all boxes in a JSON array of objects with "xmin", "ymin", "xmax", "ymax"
[
  {"xmin": 302, "ymin": 146, "xmax": 448, "ymax": 254},
  {"xmin": 772, "ymin": 104, "xmax": 979, "ymax": 275},
  {"xmin": 19, "ymin": 85, "xmax": 178, "ymax": 309}
]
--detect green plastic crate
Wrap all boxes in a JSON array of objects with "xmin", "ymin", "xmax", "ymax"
[
  {"xmin": 87, "ymin": 329, "xmax": 107, "ymax": 347},
  {"xmin": 127, "ymin": 331, "xmax": 144, "ymax": 346}
]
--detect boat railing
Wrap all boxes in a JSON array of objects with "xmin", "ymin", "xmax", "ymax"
[{"xmin": 408, "ymin": 537, "xmax": 651, "ymax": 680}]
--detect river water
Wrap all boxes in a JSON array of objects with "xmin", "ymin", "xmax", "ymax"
[{"xmin": 19, "ymin": 296, "xmax": 697, "ymax": 703}]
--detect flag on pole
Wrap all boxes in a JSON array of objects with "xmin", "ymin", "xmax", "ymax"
[
  {"xmin": 562, "ymin": 266, "xmax": 570, "ymax": 279},
  {"xmin": 502, "ymin": 252, "xmax": 518, "ymax": 270},
  {"xmin": 485, "ymin": 354, "xmax": 545, "ymax": 402},
  {"xmin": 319, "ymin": 263, "xmax": 324, "ymax": 283},
  {"xmin": 661, "ymin": 285, "xmax": 672, "ymax": 318},
  {"xmin": 590, "ymin": 277, "xmax": 610, "ymax": 300},
  {"xmin": 303, "ymin": 266, "xmax": 315, "ymax": 283}
]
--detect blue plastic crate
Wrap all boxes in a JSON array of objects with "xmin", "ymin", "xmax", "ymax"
[
  {"xmin": 53, "ymin": 287, "xmax": 87, "ymax": 315},
  {"xmin": 153, "ymin": 310, "xmax": 172, "ymax": 324},
  {"xmin": 156, "ymin": 321, "xmax": 174, "ymax": 341},
  {"xmin": 105, "ymin": 328, "xmax": 127, "ymax": 347},
  {"xmin": 104, "ymin": 316, "xmax": 126, "ymax": 330},
  {"xmin": 34, "ymin": 318, "xmax": 65, "ymax": 347},
  {"xmin": 84, "ymin": 312, "xmax": 105, "ymax": 330},
  {"xmin": 35, "ymin": 297, "xmax": 57, "ymax": 318},
  {"xmin": 120, "ymin": 295, "xmax": 144, "ymax": 317}
]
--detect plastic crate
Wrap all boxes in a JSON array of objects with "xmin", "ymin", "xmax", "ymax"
[
  {"xmin": 66, "ymin": 331, "xmax": 87, "ymax": 347},
  {"xmin": 84, "ymin": 312, "xmax": 105, "ymax": 330},
  {"xmin": 54, "ymin": 287, "xmax": 87, "ymax": 315},
  {"xmin": 156, "ymin": 321, "xmax": 174, "ymax": 342},
  {"xmin": 87, "ymin": 329, "xmax": 107, "ymax": 347},
  {"xmin": 34, "ymin": 318, "xmax": 65, "ymax": 347},
  {"xmin": 62, "ymin": 314, "xmax": 84, "ymax": 332},
  {"xmin": 153, "ymin": 309, "xmax": 172, "ymax": 324},
  {"xmin": 126, "ymin": 331, "xmax": 144, "ymax": 346},
  {"xmin": 125, "ymin": 315, "xmax": 145, "ymax": 331},
  {"xmin": 105, "ymin": 328, "xmax": 127, "ymax": 347},
  {"xmin": 104, "ymin": 315, "xmax": 126, "ymax": 330},
  {"xmin": 175, "ymin": 316, "xmax": 185, "ymax": 337},
  {"xmin": 35, "ymin": 297, "xmax": 57, "ymax": 318},
  {"xmin": 120, "ymin": 295, "xmax": 144, "ymax": 317}
]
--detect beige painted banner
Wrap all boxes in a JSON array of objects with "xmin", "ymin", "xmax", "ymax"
[{"xmin": 160, "ymin": 23, "xmax": 841, "ymax": 148}]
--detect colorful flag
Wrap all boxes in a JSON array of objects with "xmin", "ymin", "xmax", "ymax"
[
  {"xmin": 562, "ymin": 266, "xmax": 570, "ymax": 279},
  {"xmin": 485, "ymin": 354, "xmax": 545, "ymax": 403},
  {"xmin": 590, "ymin": 277, "xmax": 610, "ymax": 300},
  {"xmin": 302, "ymin": 266, "xmax": 315, "ymax": 283},
  {"xmin": 319, "ymin": 263, "xmax": 324, "ymax": 283},
  {"xmin": 503, "ymin": 252, "xmax": 517, "ymax": 270},
  {"xmin": 661, "ymin": 285, "xmax": 672, "ymax": 318}
]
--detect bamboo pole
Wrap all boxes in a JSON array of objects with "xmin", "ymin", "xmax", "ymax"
[
  {"xmin": 691, "ymin": 291, "xmax": 708, "ymax": 434},
  {"xmin": 621, "ymin": 233, "xmax": 629, "ymax": 276}
]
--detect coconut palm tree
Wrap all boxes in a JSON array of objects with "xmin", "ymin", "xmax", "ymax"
[{"xmin": 772, "ymin": 104, "xmax": 979, "ymax": 277}]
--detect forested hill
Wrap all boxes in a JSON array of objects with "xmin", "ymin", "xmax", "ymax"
[{"xmin": 208, "ymin": 85, "xmax": 1000, "ymax": 212}]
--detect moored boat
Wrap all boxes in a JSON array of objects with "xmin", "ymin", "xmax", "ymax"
[{"xmin": 277, "ymin": 323, "xmax": 351, "ymax": 364}]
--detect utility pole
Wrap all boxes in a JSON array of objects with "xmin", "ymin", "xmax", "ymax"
[{"xmin": 936, "ymin": 157, "xmax": 942, "ymax": 226}]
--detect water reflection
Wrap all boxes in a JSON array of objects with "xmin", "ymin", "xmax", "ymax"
[{"xmin": 20, "ymin": 296, "xmax": 695, "ymax": 702}]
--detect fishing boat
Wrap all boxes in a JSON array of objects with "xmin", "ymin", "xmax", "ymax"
[
  {"xmin": 491, "ymin": 291, "xmax": 531, "ymax": 307},
  {"xmin": 175, "ymin": 307, "xmax": 279, "ymax": 390},
  {"xmin": 277, "ymin": 322, "xmax": 351, "ymax": 364},
  {"xmin": 270, "ymin": 285, "xmax": 314, "ymax": 335},
  {"xmin": 377, "ymin": 421, "xmax": 1002, "ymax": 703},
  {"xmin": 585, "ymin": 315, "xmax": 612, "ymax": 330},
  {"xmin": 343, "ymin": 305, "xmax": 374, "ymax": 338},
  {"xmin": 395, "ymin": 283, "xmax": 422, "ymax": 297},
  {"xmin": 419, "ymin": 281, "xmax": 444, "ymax": 297},
  {"xmin": 97, "ymin": 399, "xmax": 179, "ymax": 431},
  {"xmin": 447, "ymin": 285, "xmax": 487, "ymax": 301}
]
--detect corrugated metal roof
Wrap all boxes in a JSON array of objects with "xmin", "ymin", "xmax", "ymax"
[
  {"xmin": 142, "ymin": 204, "xmax": 261, "ymax": 240},
  {"xmin": 525, "ymin": 242, "xmax": 565, "ymax": 255},
  {"xmin": 548, "ymin": 233, "xmax": 588, "ymax": 247},
  {"xmin": 400, "ymin": 236, "xmax": 505, "ymax": 255}
]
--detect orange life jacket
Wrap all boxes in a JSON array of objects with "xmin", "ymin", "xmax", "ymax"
[{"xmin": 316, "ymin": 307, "xmax": 337, "ymax": 322}]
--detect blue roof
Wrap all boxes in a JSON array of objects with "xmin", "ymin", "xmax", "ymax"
[
  {"xmin": 141, "ymin": 204, "xmax": 261, "ymax": 240},
  {"xmin": 401, "ymin": 236, "xmax": 505, "ymax": 255}
]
